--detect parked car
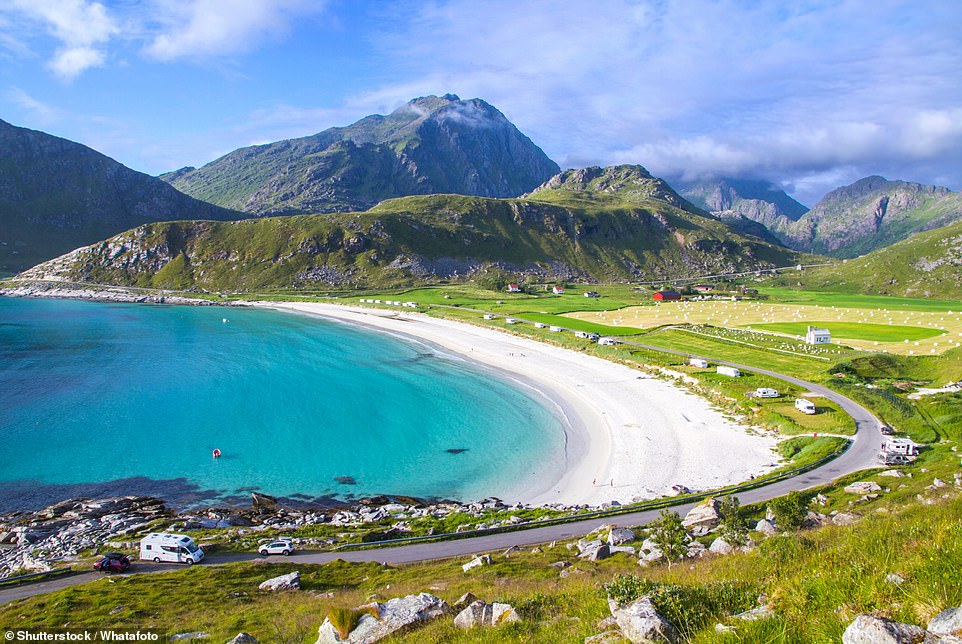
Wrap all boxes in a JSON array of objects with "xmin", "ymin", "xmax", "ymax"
[
  {"xmin": 93, "ymin": 552, "xmax": 131, "ymax": 573},
  {"xmin": 259, "ymin": 540, "xmax": 294, "ymax": 556},
  {"xmin": 880, "ymin": 425, "xmax": 895, "ymax": 435}
]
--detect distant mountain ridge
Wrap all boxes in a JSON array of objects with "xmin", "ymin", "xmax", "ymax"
[
  {"xmin": 675, "ymin": 175, "xmax": 962, "ymax": 258},
  {"xmin": 18, "ymin": 165, "xmax": 801, "ymax": 291},
  {"xmin": 0, "ymin": 118, "xmax": 243, "ymax": 273},
  {"xmin": 162, "ymin": 94, "xmax": 561, "ymax": 216}
]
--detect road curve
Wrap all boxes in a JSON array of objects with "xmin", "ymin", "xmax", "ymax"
[{"xmin": 0, "ymin": 337, "xmax": 884, "ymax": 607}]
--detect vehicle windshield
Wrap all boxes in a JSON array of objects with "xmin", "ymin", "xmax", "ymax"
[{"xmin": 186, "ymin": 543, "xmax": 199, "ymax": 553}]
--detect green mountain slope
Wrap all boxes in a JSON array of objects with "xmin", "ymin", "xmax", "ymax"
[
  {"xmin": 19, "ymin": 166, "xmax": 801, "ymax": 291},
  {"xmin": 161, "ymin": 94, "xmax": 560, "ymax": 216},
  {"xmin": 0, "ymin": 119, "xmax": 245, "ymax": 273},
  {"xmin": 783, "ymin": 218, "xmax": 962, "ymax": 299}
]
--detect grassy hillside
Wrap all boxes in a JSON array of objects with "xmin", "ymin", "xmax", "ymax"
[
  {"xmin": 772, "ymin": 218, "xmax": 962, "ymax": 299},
  {"xmin": 16, "ymin": 185, "xmax": 802, "ymax": 291}
]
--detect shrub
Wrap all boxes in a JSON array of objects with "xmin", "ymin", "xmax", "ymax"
[
  {"xmin": 651, "ymin": 510, "xmax": 688, "ymax": 568},
  {"xmin": 768, "ymin": 491, "xmax": 810, "ymax": 531},
  {"xmin": 718, "ymin": 495, "xmax": 749, "ymax": 547},
  {"xmin": 327, "ymin": 606, "xmax": 365, "ymax": 639}
]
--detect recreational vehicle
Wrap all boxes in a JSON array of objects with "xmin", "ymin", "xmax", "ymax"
[
  {"xmin": 881, "ymin": 437, "xmax": 919, "ymax": 456},
  {"xmin": 716, "ymin": 366, "xmax": 740, "ymax": 377},
  {"xmin": 139, "ymin": 533, "xmax": 205, "ymax": 565},
  {"xmin": 794, "ymin": 398, "xmax": 817, "ymax": 414},
  {"xmin": 598, "ymin": 337, "xmax": 618, "ymax": 346},
  {"xmin": 688, "ymin": 358, "xmax": 709, "ymax": 368},
  {"xmin": 754, "ymin": 388, "xmax": 779, "ymax": 398}
]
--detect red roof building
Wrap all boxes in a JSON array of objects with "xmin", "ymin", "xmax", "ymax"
[{"xmin": 652, "ymin": 290, "xmax": 682, "ymax": 301}]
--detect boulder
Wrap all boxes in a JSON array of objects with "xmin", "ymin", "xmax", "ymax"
[
  {"xmin": 462, "ymin": 554, "xmax": 492, "ymax": 572},
  {"xmin": 609, "ymin": 596, "xmax": 679, "ymax": 643},
  {"xmin": 735, "ymin": 606, "xmax": 774, "ymax": 621},
  {"xmin": 755, "ymin": 519, "xmax": 777, "ymax": 535},
  {"xmin": 226, "ymin": 635, "xmax": 258, "ymax": 644},
  {"xmin": 844, "ymin": 482, "xmax": 882, "ymax": 495},
  {"xmin": 681, "ymin": 498, "xmax": 721, "ymax": 535},
  {"xmin": 169, "ymin": 634, "xmax": 209, "ymax": 641},
  {"xmin": 452, "ymin": 592, "xmax": 478, "ymax": 610},
  {"xmin": 842, "ymin": 615, "xmax": 928, "ymax": 643},
  {"xmin": 879, "ymin": 470, "xmax": 906, "ymax": 478},
  {"xmin": 453, "ymin": 600, "xmax": 520, "ymax": 628},
  {"xmin": 258, "ymin": 571, "xmax": 300, "ymax": 592},
  {"xmin": 930, "ymin": 606, "xmax": 962, "ymax": 636},
  {"xmin": 832, "ymin": 513, "xmax": 861, "ymax": 526},
  {"xmin": 608, "ymin": 527, "xmax": 636, "ymax": 545},
  {"xmin": 316, "ymin": 593, "xmax": 450, "ymax": 643},
  {"xmin": 580, "ymin": 543, "xmax": 612, "ymax": 562},
  {"xmin": 709, "ymin": 537, "xmax": 733, "ymax": 555}
]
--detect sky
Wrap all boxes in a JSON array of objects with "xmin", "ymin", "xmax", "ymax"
[{"xmin": 1, "ymin": 0, "xmax": 960, "ymax": 206}]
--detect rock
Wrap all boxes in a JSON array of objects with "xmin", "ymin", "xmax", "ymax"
[
  {"xmin": 609, "ymin": 596, "xmax": 679, "ymax": 643},
  {"xmin": 709, "ymin": 537, "xmax": 733, "ymax": 555},
  {"xmin": 453, "ymin": 600, "xmax": 520, "ymax": 628},
  {"xmin": 681, "ymin": 498, "xmax": 721, "ymax": 536},
  {"xmin": 813, "ymin": 493, "xmax": 829, "ymax": 505},
  {"xmin": 462, "ymin": 554, "xmax": 492, "ymax": 572},
  {"xmin": 879, "ymin": 470, "xmax": 906, "ymax": 478},
  {"xmin": 560, "ymin": 567, "xmax": 585, "ymax": 578},
  {"xmin": 802, "ymin": 511, "xmax": 827, "ymax": 528},
  {"xmin": 169, "ymin": 633, "xmax": 210, "ymax": 641},
  {"xmin": 452, "ymin": 592, "xmax": 478, "ymax": 610},
  {"xmin": 585, "ymin": 633, "xmax": 626, "ymax": 644},
  {"xmin": 549, "ymin": 561, "xmax": 570, "ymax": 569},
  {"xmin": 832, "ymin": 513, "xmax": 861, "ymax": 526},
  {"xmin": 715, "ymin": 623, "xmax": 735, "ymax": 634},
  {"xmin": 931, "ymin": 479, "xmax": 948, "ymax": 489},
  {"xmin": 226, "ymin": 634, "xmax": 258, "ymax": 644},
  {"xmin": 755, "ymin": 519, "xmax": 777, "ymax": 535},
  {"xmin": 930, "ymin": 606, "xmax": 962, "ymax": 635},
  {"xmin": 844, "ymin": 482, "xmax": 882, "ymax": 495},
  {"xmin": 608, "ymin": 527, "xmax": 636, "ymax": 545},
  {"xmin": 315, "ymin": 593, "xmax": 449, "ymax": 643},
  {"xmin": 735, "ymin": 606, "xmax": 774, "ymax": 621},
  {"xmin": 842, "ymin": 614, "xmax": 929, "ymax": 643},
  {"xmin": 580, "ymin": 543, "xmax": 612, "ymax": 561},
  {"xmin": 596, "ymin": 616, "xmax": 619, "ymax": 631},
  {"xmin": 258, "ymin": 571, "xmax": 300, "ymax": 592},
  {"xmin": 885, "ymin": 573, "xmax": 905, "ymax": 585}
]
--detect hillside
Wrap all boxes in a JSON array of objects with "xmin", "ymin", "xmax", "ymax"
[
  {"xmin": 162, "ymin": 94, "xmax": 560, "ymax": 216},
  {"xmin": 781, "ymin": 217, "xmax": 962, "ymax": 299},
  {"xmin": 17, "ymin": 166, "xmax": 801, "ymax": 291},
  {"xmin": 0, "ymin": 119, "xmax": 244, "ymax": 273}
]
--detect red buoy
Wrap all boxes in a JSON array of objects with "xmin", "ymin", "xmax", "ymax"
[{"xmin": 212, "ymin": 448, "xmax": 222, "ymax": 458}]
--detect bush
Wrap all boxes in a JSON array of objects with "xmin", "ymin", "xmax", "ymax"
[
  {"xmin": 718, "ymin": 495, "xmax": 749, "ymax": 547},
  {"xmin": 651, "ymin": 510, "xmax": 688, "ymax": 567},
  {"xmin": 768, "ymin": 491, "xmax": 810, "ymax": 531}
]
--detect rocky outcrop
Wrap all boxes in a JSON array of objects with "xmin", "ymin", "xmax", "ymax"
[
  {"xmin": 315, "ymin": 593, "xmax": 450, "ymax": 643},
  {"xmin": 462, "ymin": 554, "xmax": 492, "ymax": 572},
  {"xmin": 929, "ymin": 606, "xmax": 962, "ymax": 637},
  {"xmin": 845, "ymin": 482, "xmax": 883, "ymax": 495},
  {"xmin": 842, "ymin": 615, "xmax": 931, "ymax": 643},
  {"xmin": 225, "ymin": 635, "xmax": 257, "ymax": 644},
  {"xmin": 608, "ymin": 597, "xmax": 680, "ymax": 643},
  {"xmin": 258, "ymin": 571, "xmax": 300, "ymax": 592},
  {"xmin": 453, "ymin": 600, "xmax": 520, "ymax": 628}
]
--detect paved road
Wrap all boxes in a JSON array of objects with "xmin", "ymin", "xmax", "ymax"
[{"xmin": 0, "ymin": 340, "xmax": 883, "ymax": 607}]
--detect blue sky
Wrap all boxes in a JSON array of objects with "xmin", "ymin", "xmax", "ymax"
[{"xmin": 1, "ymin": 0, "xmax": 960, "ymax": 206}]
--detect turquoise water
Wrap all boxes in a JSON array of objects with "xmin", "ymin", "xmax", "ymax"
[{"xmin": 0, "ymin": 298, "xmax": 565, "ymax": 511}]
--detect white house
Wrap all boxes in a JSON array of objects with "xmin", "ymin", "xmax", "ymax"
[
  {"xmin": 506, "ymin": 283, "xmax": 522, "ymax": 293},
  {"xmin": 805, "ymin": 325, "xmax": 831, "ymax": 345},
  {"xmin": 552, "ymin": 286, "xmax": 565, "ymax": 295}
]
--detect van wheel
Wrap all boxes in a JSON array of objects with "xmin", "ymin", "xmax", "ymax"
[
  {"xmin": 153, "ymin": 557, "xmax": 160, "ymax": 563},
  {"xmin": 186, "ymin": 558, "xmax": 194, "ymax": 566}
]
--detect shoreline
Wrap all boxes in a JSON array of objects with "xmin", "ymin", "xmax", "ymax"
[{"xmin": 257, "ymin": 301, "xmax": 781, "ymax": 506}]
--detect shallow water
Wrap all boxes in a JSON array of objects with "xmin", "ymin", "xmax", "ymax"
[{"xmin": 0, "ymin": 298, "xmax": 565, "ymax": 511}]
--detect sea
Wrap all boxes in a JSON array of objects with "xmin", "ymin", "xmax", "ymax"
[{"xmin": 0, "ymin": 297, "xmax": 566, "ymax": 512}]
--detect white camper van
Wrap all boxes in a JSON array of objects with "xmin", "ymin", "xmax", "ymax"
[
  {"xmin": 139, "ymin": 533, "xmax": 205, "ymax": 565},
  {"xmin": 688, "ymin": 358, "xmax": 709, "ymax": 368},
  {"xmin": 794, "ymin": 398, "xmax": 816, "ymax": 414},
  {"xmin": 717, "ymin": 366, "xmax": 740, "ymax": 377}
]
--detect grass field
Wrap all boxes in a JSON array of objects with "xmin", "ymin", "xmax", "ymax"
[
  {"xmin": 749, "ymin": 321, "xmax": 946, "ymax": 342},
  {"xmin": 567, "ymin": 298, "xmax": 962, "ymax": 355},
  {"xmin": 761, "ymin": 286, "xmax": 962, "ymax": 312}
]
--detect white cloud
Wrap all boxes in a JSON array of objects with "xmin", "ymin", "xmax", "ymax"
[
  {"xmin": 5, "ymin": 0, "xmax": 118, "ymax": 79},
  {"xmin": 143, "ymin": 0, "xmax": 325, "ymax": 61},
  {"xmin": 6, "ymin": 87, "xmax": 60, "ymax": 122}
]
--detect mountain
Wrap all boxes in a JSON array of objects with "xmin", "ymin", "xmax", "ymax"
[
  {"xmin": 17, "ymin": 165, "xmax": 801, "ymax": 291},
  {"xmin": 780, "ymin": 177, "xmax": 962, "ymax": 258},
  {"xmin": 0, "ymin": 119, "xmax": 243, "ymax": 273},
  {"xmin": 782, "ymin": 218, "xmax": 962, "ymax": 299},
  {"xmin": 161, "ymin": 94, "xmax": 561, "ymax": 216}
]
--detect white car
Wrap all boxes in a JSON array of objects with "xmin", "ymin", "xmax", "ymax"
[{"xmin": 259, "ymin": 540, "xmax": 294, "ymax": 556}]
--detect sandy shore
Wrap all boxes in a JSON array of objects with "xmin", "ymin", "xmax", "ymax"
[{"xmin": 257, "ymin": 301, "xmax": 780, "ymax": 506}]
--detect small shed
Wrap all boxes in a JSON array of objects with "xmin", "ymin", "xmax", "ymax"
[{"xmin": 552, "ymin": 286, "xmax": 565, "ymax": 295}]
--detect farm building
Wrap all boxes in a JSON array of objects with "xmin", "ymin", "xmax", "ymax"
[
  {"xmin": 653, "ymin": 290, "xmax": 682, "ymax": 301},
  {"xmin": 552, "ymin": 286, "xmax": 566, "ymax": 295},
  {"xmin": 805, "ymin": 325, "xmax": 831, "ymax": 345},
  {"xmin": 506, "ymin": 283, "xmax": 522, "ymax": 293},
  {"xmin": 692, "ymin": 284, "xmax": 715, "ymax": 293}
]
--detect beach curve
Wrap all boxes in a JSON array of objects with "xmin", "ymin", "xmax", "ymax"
[{"xmin": 257, "ymin": 301, "xmax": 780, "ymax": 506}]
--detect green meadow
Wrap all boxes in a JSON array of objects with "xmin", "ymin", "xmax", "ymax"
[{"xmin": 749, "ymin": 320, "xmax": 946, "ymax": 342}]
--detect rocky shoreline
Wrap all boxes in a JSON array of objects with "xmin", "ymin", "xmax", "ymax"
[
  {"xmin": 0, "ymin": 492, "xmax": 604, "ymax": 579},
  {"xmin": 0, "ymin": 280, "xmax": 230, "ymax": 306}
]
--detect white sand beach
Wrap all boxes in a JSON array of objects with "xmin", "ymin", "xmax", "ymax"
[{"xmin": 258, "ymin": 302, "xmax": 780, "ymax": 506}]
